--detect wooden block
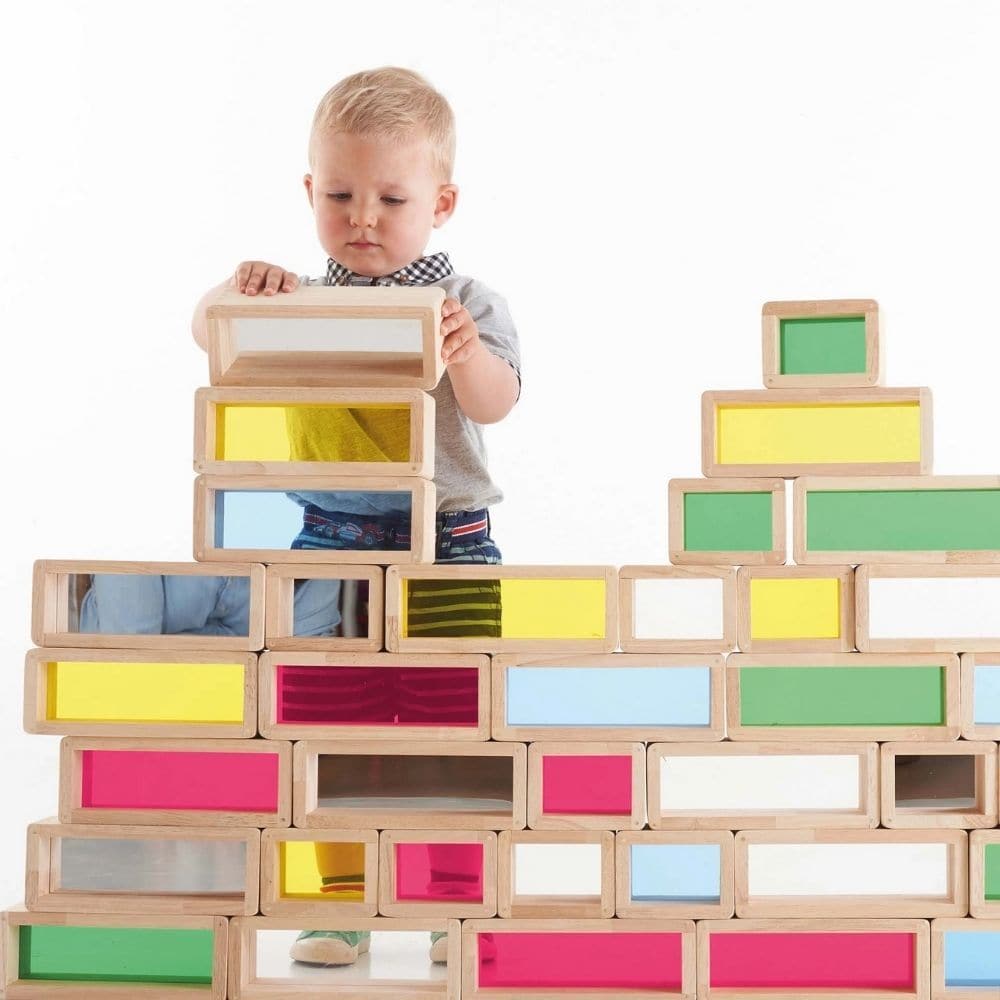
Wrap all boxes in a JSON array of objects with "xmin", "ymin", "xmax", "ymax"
[
  {"xmin": 931, "ymin": 917, "xmax": 1000, "ymax": 998},
  {"xmin": 260, "ymin": 651, "xmax": 491, "ymax": 740},
  {"xmin": 385, "ymin": 565, "xmax": 618, "ymax": 654},
  {"xmin": 737, "ymin": 565, "xmax": 855, "ymax": 653},
  {"xmin": 697, "ymin": 918, "xmax": 929, "ymax": 1000},
  {"xmin": 194, "ymin": 386, "xmax": 434, "ymax": 478},
  {"xmin": 491, "ymin": 653, "xmax": 725, "ymax": 742},
  {"xmin": 379, "ymin": 831, "xmax": 497, "ymax": 918},
  {"xmin": 702, "ymin": 386, "xmax": 932, "ymax": 478},
  {"xmin": 293, "ymin": 739, "xmax": 526, "ymax": 830},
  {"xmin": 618, "ymin": 566, "xmax": 737, "ymax": 653},
  {"xmin": 969, "ymin": 830, "xmax": 1000, "ymax": 919},
  {"xmin": 228, "ymin": 915, "xmax": 461, "ymax": 999},
  {"xmin": 461, "ymin": 918, "xmax": 696, "ymax": 999},
  {"xmin": 858, "ymin": 564, "xmax": 1000, "ymax": 652},
  {"xmin": 734, "ymin": 829, "xmax": 968, "ymax": 918},
  {"xmin": 526, "ymin": 741, "xmax": 645, "ymax": 831},
  {"xmin": 58, "ymin": 737, "xmax": 292, "ymax": 828},
  {"xmin": 259, "ymin": 828, "xmax": 378, "ymax": 917},
  {"xmin": 1, "ymin": 907, "xmax": 227, "ymax": 999},
  {"xmin": 880, "ymin": 741, "xmax": 998, "ymax": 829},
  {"xmin": 794, "ymin": 475, "xmax": 1000, "ymax": 565},
  {"xmin": 647, "ymin": 741, "xmax": 879, "ymax": 830},
  {"xmin": 668, "ymin": 478, "xmax": 786, "ymax": 566},
  {"xmin": 961, "ymin": 653, "xmax": 1000, "ymax": 739},
  {"xmin": 31, "ymin": 560, "xmax": 265, "ymax": 651},
  {"xmin": 193, "ymin": 474, "xmax": 435, "ymax": 565},
  {"xmin": 206, "ymin": 284, "xmax": 446, "ymax": 390},
  {"xmin": 761, "ymin": 298, "xmax": 881, "ymax": 388},
  {"xmin": 727, "ymin": 653, "xmax": 962, "ymax": 741},
  {"xmin": 615, "ymin": 830, "xmax": 735, "ymax": 919},
  {"xmin": 497, "ymin": 830, "xmax": 614, "ymax": 918},
  {"xmin": 25, "ymin": 819, "xmax": 260, "ymax": 915},
  {"xmin": 24, "ymin": 648, "xmax": 257, "ymax": 739},
  {"xmin": 265, "ymin": 564, "xmax": 383, "ymax": 652}
]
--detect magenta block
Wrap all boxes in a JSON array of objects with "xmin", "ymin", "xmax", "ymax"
[
  {"xmin": 541, "ymin": 754, "xmax": 632, "ymax": 814},
  {"xmin": 394, "ymin": 842, "xmax": 484, "ymax": 902}
]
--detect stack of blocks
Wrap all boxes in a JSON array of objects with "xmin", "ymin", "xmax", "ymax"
[{"xmin": 8, "ymin": 290, "xmax": 1000, "ymax": 998}]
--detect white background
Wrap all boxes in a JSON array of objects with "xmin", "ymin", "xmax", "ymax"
[{"xmin": 2, "ymin": 1, "xmax": 1000, "ymax": 907}]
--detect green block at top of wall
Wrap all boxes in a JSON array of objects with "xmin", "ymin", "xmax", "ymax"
[
  {"xmin": 683, "ymin": 491, "xmax": 773, "ymax": 552},
  {"xmin": 779, "ymin": 316, "xmax": 867, "ymax": 375}
]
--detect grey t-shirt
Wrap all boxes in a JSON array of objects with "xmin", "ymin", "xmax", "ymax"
[{"xmin": 291, "ymin": 272, "xmax": 520, "ymax": 516}]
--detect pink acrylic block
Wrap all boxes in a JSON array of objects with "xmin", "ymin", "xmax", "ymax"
[
  {"xmin": 395, "ymin": 842, "xmax": 484, "ymax": 902},
  {"xmin": 79, "ymin": 749, "xmax": 280, "ymax": 812},
  {"xmin": 541, "ymin": 754, "xmax": 632, "ymax": 814}
]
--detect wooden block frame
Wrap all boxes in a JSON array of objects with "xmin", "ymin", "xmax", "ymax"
[
  {"xmin": 931, "ymin": 917, "xmax": 1000, "ymax": 999},
  {"xmin": 761, "ymin": 298, "xmax": 881, "ymax": 388},
  {"xmin": 737, "ymin": 564, "xmax": 855, "ymax": 653},
  {"xmin": 1, "ymin": 907, "xmax": 228, "ymax": 999},
  {"xmin": 194, "ymin": 386, "xmax": 435, "ymax": 478},
  {"xmin": 668, "ymin": 478, "xmax": 786, "ymax": 566},
  {"xmin": 260, "ymin": 651, "xmax": 491, "ymax": 741},
  {"xmin": 618, "ymin": 566, "xmax": 737, "ymax": 654},
  {"xmin": 31, "ymin": 560, "xmax": 265, "ymax": 651},
  {"xmin": 734, "ymin": 829, "xmax": 968, "ymax": 918},
  {"xmin": 264, "ymin": 564, "xmax": 384, "ymax": 652},
  {"xmin": 696, "ymin": 918, "xmax": 930, "ymax": 1000},
  {"xmin": 193, "ymin": 474, "xmax": 435, "ymax": 565},
  {"xmin": 701, "ymin": 386, "xmax": 933, "ymax": 478},
  {"xmin": 293, "ymin": 739, "xmax": 527, "ymax": 830},
  {"xmin": 379, "ymin": 830, "xmax": 497, "ymax": 918},
  {"xmin": 206, "ymin": 283, "xmax": 446, "ymax": 390},
  {"xmin": 615, "ymin": 830, "xmax": 735, "ymax": 919},
  {"xmin": 58, "ymin": 737, "xmax": 293, "ymax": 828},
  {"xmin": 24, "ymin": 647, "xmax": 258, "ymax": 739},
  {"xmin": 25, "ymin": 819, "xmax": 260, "ymax": 915},
  {"xmin": 727, "ymin": 653, "xmax": 963, "ymax": 741},
  {"xmin": 385, "ymin": 565, "xmax": 619, "ymax": 654},
  {"xmin": 497, "ymin": 830, "xmax": 614, "ymax": 918},
  {"xmin": 461, "ymin": 918, "xmax": 696, "ymax": 1000},
  {"xmin": 526, "ymin": 741, "xmax": 645, "ymax": 831},
  {"xmin": 968, "ymin": 829, "xmax": 1000, "ymax": 918},
  {"xmin": 880, "ymin": 741, "xmax": 998, "ymax": 829},
  {"xmin": 491, "ymin": 653, "xmax": 726, "ymax": 742},
  {"xmin": 259, "ymin": 828, "xmax": 379, "ymax": 917},
  {"xmin": 647, "ymin": 741, "xmax": 880, "ymax": 830},
  {"xmin": 228, "ymin": 915, "xmax": 461, "ymax": 1000},
  {"xmin": 961, "ymin": 653, "xmax": 1000, "ymax": 740}
]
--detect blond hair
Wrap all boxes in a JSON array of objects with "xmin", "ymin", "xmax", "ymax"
[{"xmin": 309, "ymin": 67, "xmax": 456, "ymax": 180}]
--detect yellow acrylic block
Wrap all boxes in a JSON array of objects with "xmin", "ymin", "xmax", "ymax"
[{"xmin": 279, "ymin": 840, "xmax": 366, "ymax": 900}]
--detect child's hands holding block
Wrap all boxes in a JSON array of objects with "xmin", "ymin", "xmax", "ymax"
[
  {"xmin": 440, "ymin": 297, "xmax": 484, "ymax": 367},
  {"xmin": 235, "ymin": 260, "xmax": 300, "ymax": 296}
]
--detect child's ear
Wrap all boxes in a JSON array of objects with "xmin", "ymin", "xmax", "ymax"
[
  {"xmin": 303, "ymin": 173, "xmax": 314, "ymax": 208},
  {"xmin": 433, "ymin": 184, "xmax": 458, "ymax": 228}
]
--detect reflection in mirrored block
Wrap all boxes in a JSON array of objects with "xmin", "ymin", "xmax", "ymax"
[
  {"xmin": 31, "ymin": 560, "xmax": 266, "ymax": 651},
  {"xmin": 385, "ymin": 565, "xmax": 618, "ymax": 654},
  {"xmin": 265, "ymin": 565, "xmax": 384, "ymax": 652},
  {"xmin": 194, "ymin": 475, "xmax": 436, "ymax": 565},
  {"xmin": 228, "ymin": 917, "xmax": 460, "ymax": 1000},
  {"xmin": 259, "ymin": 652, "xmax": 490, "ymax": 740},
  {"xmin": 293, "ymin": 740, "xmax": 526, "ymax": 830},
  {"xmin": 194, "ymin": 387, "xmax": 435, "ymax": 478},
  {"xmin": 205, "ymin": 284, "xmax": 446, "ymax": 389},
  {"xmin": 26, "ymin": 820, "xmax": 259, "ymax": 915}
]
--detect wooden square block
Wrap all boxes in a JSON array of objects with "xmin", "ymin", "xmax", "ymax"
[
  {"xmin": 961, "ymin": 652, "xmax": 1000, "ymax": 739},
  {"xmin": 931, "ymin": 917, "xmax": 1000, "ymax": 999}
]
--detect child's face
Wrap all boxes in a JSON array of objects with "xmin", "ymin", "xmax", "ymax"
[{"xmin": 305, "ymin": 130, "xmax": 457, "ymax": 276}]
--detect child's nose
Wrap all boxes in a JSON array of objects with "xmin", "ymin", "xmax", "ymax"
[{"xmin": 350, "ymin": 200, "xmax": 378, "ymax": 229}]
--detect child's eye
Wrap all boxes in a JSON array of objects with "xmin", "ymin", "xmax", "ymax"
[
  {"xmin": 326, "ymin": 192, "xmax": 351, "ymax": 201},
  {"xmin": 382, "ymin": 197, "xmax": 406, "ymax": 206}
]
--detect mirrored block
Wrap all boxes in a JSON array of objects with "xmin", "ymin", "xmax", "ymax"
[
  {"xmin": 386, "ymin": 565, "xmax": 617, "ymax": 654},
  {"xmin": 31, "ymin": 560, "xmax": 265, "ymax": 650},
  {"xmin": 1, "ymin": 908, "xmax": 227, "ymax": 998},
  {"xmin": 59, "ymin": 737, "xmax": 292, "ymax": 828},
  {"xmin": 24, "ymin": 648, "xmax": 257, "ymax": 738},
  {"xmin": 194, "ymin": 387, "xmax": 434, "ymax": 478},
  {"xmin": 934, "ymin": 918, "xmax": 1000, "ymax": 997},
  {"xmin": 194, "ymin": 474, "xmax": 435, "ymax": 565},
  {"xmin": 228, "ymin": 916, "xmax": 460, "ymax": 1000},
  {"xmin": 260, "ymin": 652, "xmax": 490, "ymax": 740},
  {"xmin": 293, "ymin": 740, "xmax": 526, "ymax": 830},
  {"xmin": 26, "ymin": 820, "xmax": 259, "ymax": 915},
  {"xmin": 206, "ymin": 284, "xmax": 445, "ymax": 389}
]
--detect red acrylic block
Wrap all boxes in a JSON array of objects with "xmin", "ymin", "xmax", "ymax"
[
  {"xmin": 395, "ymin": 842, "xmax": 484, "ymax": 902},
  {"xmin": 541, "ymin": 754, "xmax": 632, "ymax": 814}
]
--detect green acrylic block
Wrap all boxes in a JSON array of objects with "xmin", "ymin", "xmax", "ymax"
[
  {"xmin": 683, "ymin": 491, "xmax": 773, "ymax": 553},
  {"xmin": 779, "ymin": 315, "xmax": 867, "ymax": 375}
]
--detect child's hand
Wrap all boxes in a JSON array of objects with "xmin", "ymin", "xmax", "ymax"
[
  {"xmin": 234, "ymin": 261, "xmax": 300, "ymax": 296},
  {"xmin": 440, "ymin": 298, "xmax": 484, "ymax": 366}
]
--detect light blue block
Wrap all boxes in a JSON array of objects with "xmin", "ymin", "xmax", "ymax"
[
  {"xmin": 630, "ymin": 843, "xmax": 720, "ymax": 901},
  {"xmin": 506, "ymin": 666, "xmax": 711, "ymax": 727},
  {"xmin": 944, "ymin": 929, "xmax": 1000, "ymax": 986},
  {"xmin": 973, "ymin": 666, "xmax": 1000, "ymax": 725}
]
